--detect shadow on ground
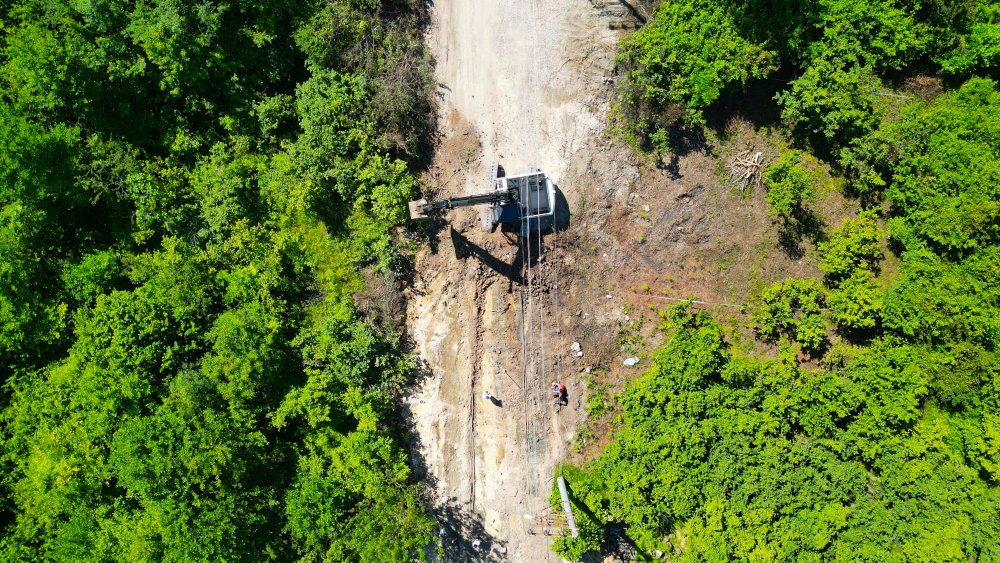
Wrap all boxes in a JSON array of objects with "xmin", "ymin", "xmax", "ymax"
[
  {"xmin": 431, "ymin": 497, "xmax": 511, "ymax": 562},
  {"xmin": 450, "ymin": 227, "xmax": 524, "ymax": 283},
  {"xmin": 446, "ymin": 183, "xmax": 572, "ymax": 283}
]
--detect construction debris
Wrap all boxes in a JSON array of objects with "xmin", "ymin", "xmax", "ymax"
[
  {"xmin": 728, "ymin": 149, "xmax": 766, "ymax": 198},
  {"xmin": 571, "ymin": 342, "xmax": 583, "ymax": 357}
]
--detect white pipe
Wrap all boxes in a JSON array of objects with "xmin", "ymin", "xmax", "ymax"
[{"xmin": 557, "ymin": 475, "xmax": 579, "ymax": 538}]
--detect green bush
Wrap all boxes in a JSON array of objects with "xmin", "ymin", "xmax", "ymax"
[
  {"xmin": 753, "ymin": 278, "xmax": 827, "ymax": 353},
  {"xmin": 818, "ymin": 209, "xmax": 885, "ymax": 282},
  {"xmin": 829, "ymin": 268, "xmax": 884, "ymax": 331},
  {"xmin": 764, "ymin": 150, "xmax": 815, "ymax": 220}
]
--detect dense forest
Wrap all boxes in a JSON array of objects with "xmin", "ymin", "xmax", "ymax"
[
  {"xmin": 558, "ymin": 0, "xmax": 1000, "ymax": 561},
  {"xmin": 0, "ymin": 0, "xmax": 436, "ymax": 559}
]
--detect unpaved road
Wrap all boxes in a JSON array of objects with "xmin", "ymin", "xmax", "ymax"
[
  {"xmin": 405, "ymin": 1, "xmax": 638, "ymax": 561},
  {"xmin": 429, "ymin": 0, "xmax": 614, "ymax": 179}
]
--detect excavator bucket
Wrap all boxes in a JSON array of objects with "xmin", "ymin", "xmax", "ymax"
[{"xmin": 408, "ymin": 199, "xmax": 429, "ymax": 220}]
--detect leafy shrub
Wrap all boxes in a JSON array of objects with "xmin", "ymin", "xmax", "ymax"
[
  {"xmin": 818, "ymin": 208, "xmax": 884, "ymax": 282},
  {"xmin": 753, "ymin": 278, "xmax": 827, "ymax": 353},
  {"xmin": 828, "ymin": 268, "xmax": 883, "ymax": 331},
  {"xmin": 764, "ymin": 150, "xmax": 815, "ymax": 220},
  {"xmin": 560, "ymin": 9, "xmax": 1000, "ymax": 562}
]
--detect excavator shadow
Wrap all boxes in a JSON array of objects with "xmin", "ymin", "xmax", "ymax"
[
  {"xmin": 447, "ymin": 184, "xmax": 570, "ymax": 285},
  {"xmin": 450, "ymin": 227, "xmax": 525, "ymax": 285}
]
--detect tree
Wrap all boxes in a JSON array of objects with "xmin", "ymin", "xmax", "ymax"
[
  {"xmin": 614, "ymin": 0, "xmax": 777, "ymax": 148},
  {"xmin": 881, "ymin": 78, "xmax": 1000, "ymax": 256},
  {"xmin": 0, "ymin": 1, "xmax": 435, "ymax": 558},
  {"xmin": 776, "ymin": 59, "xmax": 881, "ymax": 152},
  {"xmin": 807, "ymin": 0, "xmax": 927, "ymax": 71},
  {"xmin": 295, "ymin": 0, "xmax": 434, "ymax": 156},
  {"xmin": 285, "ymin": 431, "xmax": 434, "ymax": 562},
  {"xmin": 829, "ymin": 268, "xmax": 884, "ymax": 331},
  {"xmin": 291, "ymin": 69, "xmax": 417, "ymax": 226},
  {"xmin": 554, "ymin": 307, "xmax": 999, "ymax": 561},
  {"xmin": 61, "ymin": 251, "xmax": 121, "ymax": 304},
  {"xmin": 936, "ymin": 0, "xmax": 1000, "ymax": 77}
]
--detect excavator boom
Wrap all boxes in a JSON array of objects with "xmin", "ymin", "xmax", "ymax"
[
  {"xmin": 420, "ymin": 191, "xmax": 508, "ymax": 213},
  {"xmin": 408, "ymin": 187, "xmax": 517, "ymax": 219}
]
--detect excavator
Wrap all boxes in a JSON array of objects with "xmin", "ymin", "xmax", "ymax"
[{"xmin": 408, "ymin": 163, "xmax": 557, "ymax": 238}]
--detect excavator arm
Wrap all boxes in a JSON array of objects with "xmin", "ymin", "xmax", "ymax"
[{"xmin": 408, "ymin": 187, "xmax": 519, "ymax": 219}]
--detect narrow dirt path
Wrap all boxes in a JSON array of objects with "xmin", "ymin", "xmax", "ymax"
[{"xmin": 405, "ymin": 1, "xmax": 638, "ymax": 560}]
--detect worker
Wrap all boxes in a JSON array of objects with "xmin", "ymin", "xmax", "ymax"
[
  {"xmin": 483, "ymin": 391, "xmax": 493, "ymax": 402},
  {"xmin": 472, "ymin": 539, "xmax": 482, "ymax": 551},
  {"xmin": 551, "ymin": 382, "xmax": 567, "ymax": 406}
]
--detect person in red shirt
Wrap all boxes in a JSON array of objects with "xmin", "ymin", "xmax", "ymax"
[{"xmin": 551, "ymin": 382, "xmax": 567, "ymax": 406}]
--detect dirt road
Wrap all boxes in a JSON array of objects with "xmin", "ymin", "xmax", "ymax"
[{"xmin": 405, "ymin": 1, "xmax": 637, "ymax": 560}]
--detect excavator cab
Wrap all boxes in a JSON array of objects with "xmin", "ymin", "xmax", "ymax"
[{"xmin": 492, "ymin": 169, "xmax": 555, "ymax": 237}]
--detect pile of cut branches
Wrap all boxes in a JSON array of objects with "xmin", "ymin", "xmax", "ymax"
[{"xmin": 728, "ymin": 149, "xmax": 766, "ymax": 198}]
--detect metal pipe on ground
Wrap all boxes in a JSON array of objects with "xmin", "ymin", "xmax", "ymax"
[{"xmin": 556, "ymin": 475, "xmax": 579, "ymax": 538}]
